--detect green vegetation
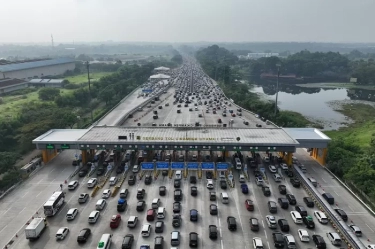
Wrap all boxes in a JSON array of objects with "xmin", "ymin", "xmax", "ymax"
[
  {"xmin": 65, "ymin": 72, "xmax": 113, "ymax": 84},
  {"xmin": 196, "ymin": 45, "xmax": 315, "ymax": 128}
]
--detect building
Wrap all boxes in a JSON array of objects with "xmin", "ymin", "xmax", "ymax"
[
  {"xmin": 0, "ymin": 78, "xmax": 29, "ymax": 94},
  {"xmin": 149, "ymin": 73, "xmax": 171, "ymax": 82},
  {"xmin": 0, "ymin": 58, "xmax": 75, "ymax": 80},
  {"xmin": 154, "ymin": 66, "xmax": 170, "ymax": 72},
  {"xmin": 29, "ymin": 79, "xmax": 67, "ymax": 88},
  {"xmin": 247, "ymin": 53, "xmax": 280, "ymax": 59}
]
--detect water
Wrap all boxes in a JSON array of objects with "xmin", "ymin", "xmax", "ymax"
[{"xmin": 250, "ymin": 84, "xmax": 375, "ymax": 130}]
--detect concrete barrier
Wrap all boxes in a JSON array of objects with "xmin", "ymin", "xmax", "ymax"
[
  {"xmin": 111, "ymin": 186, "xmax": 120, "ymax": 197},
  {"xmin": 91, "ymin": 185, "xmax": 100, "ymax": 197}
]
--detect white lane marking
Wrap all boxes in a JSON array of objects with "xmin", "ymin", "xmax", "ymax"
[
  {"xmin": 49, "ymin": 168, "xmax": 55, "ymax": 173},
  {"xmin": 20, "ymin": 191, "xmax": 28, "ymax": 198},
  {"xmin": 19, "ymin": 207, "xmax": 26, "ymax": 214},
  {"xmin": 37, "ymin": 178, "xmax": 44, "ymax": 184},
  {"xmin": 220, "ymin": 239, "xmax": 224, "ymax": 249},
  {"xmin": 61, "ymin": 167, "xmax": 67, "ymax": 173},
  {"xmin": 348, "ymin": 205, "xmax": 354, "ymax": 212},
  {"xmin": 264, "ymin": 230, "xmax": 268, "ymax": 239},
  {"xmin": 267, "ymin": 242, "xmax": 271, "ymax": 249},
  {"xmin": 261, "ymin": 220, "xmax": 265, "ymax": 228},
  {"xmin": 4, "ymin": 207, "xmax": 12, "ymax": 214},
  {"xmin": 334, "ymin": 190, "xmax": 340, "ymax": 196},
  {"xmin": 36, "ymin": 191, "xmax": 43, "ymax": 197},
  {"xmin": 321, "ymin": 178, "xmax": 327, "ymax": 183},
  {"xmin": 311, "ymin": 167, "xmax": 317, "ymax": 172},
  {"xmin": 365, "ymin": 223, "xmax": 374, "ymax": 232},
  {"xmin": 0, "ymin": 225, "xmax": 8, "ymax": 233}
]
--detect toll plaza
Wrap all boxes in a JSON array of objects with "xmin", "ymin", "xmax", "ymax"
[{"xmin": 32, "ymin": 127, "xmax": 331, "ymax": 179}]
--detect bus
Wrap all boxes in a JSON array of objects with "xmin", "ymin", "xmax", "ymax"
[
  {"xmin": 20, "ymin": 158, "xmax": 42, "ymax": 178},
  {"xmin": 44, "ymin": 191, "xmax": 65, "ymax": 217}
]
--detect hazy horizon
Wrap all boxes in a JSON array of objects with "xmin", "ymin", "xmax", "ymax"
[{"xmin": 1, "ymin": 0, "xmax": 374, "ymax": 44}]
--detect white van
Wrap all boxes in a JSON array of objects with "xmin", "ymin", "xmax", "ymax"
[
  {"xmin": 290, "ymin": 211, "xmax": 303, "ymax": 224},
  {"xmin": 141, "ymin": 224, "xmax": 151, "ymax": 237},
  {"xmin": 239, "ymin": 174, "xmax": 246, "ymax": 183},
  {"xmin": 327, "ymin": 232, "xmax": 342, "ymax": 246},
  {"xmin": 96, "ymin": 199, "xmax": 107, "ymax": 210},
  {"xmin": 175, "ymin": 170, "xmax": 182, "ymax": 180},
  {"xmin": 127, "ymin": 216, "xmax": 138, "ymax": 228},
  {"xmin": 97, "ymin": 234, "xmax": 112, "ymax": 249},
  {"xmin": 66, "ymin": 208, "xmax": 78, "ymax": 221},
  {"xmin": 157, "ymin": 207, "xmax": 165, "ymax": 219},
  {"xmin": 221, "ymin": 192, "xmax": 229, "ymax": 204},
  {"xmin": 109, "ymin": 177, "xmax": 118, "ymax": 186},
  {"xmin": 152, "ymin": 198, "xmax": 161, "ymax": 209},
  {"xmin": 284, "ymin": 234, "xmax": 296, "ymax": 249},
  {"xmin": 88, "ymin": 211, "xmax": 100, "ymax": 224}
]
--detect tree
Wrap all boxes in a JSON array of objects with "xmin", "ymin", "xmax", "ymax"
[
  {"xmin": 38, "ymin": 88, "xmax": 61, "ymax": 101},
  {"xmin": 99, "ymin": 87, "xmax": 115, "ymax": 105}
]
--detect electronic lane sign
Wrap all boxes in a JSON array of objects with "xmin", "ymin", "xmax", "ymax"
[
  {"xmin": 141, "ymin": 162, "xmax": 154, "ymax": 170},
  {"xmin": 171, "ymin": 162, "xmax": 184, "ymax": 170},
  {"xmin": 46, "ymin": 144, "xmax": 55, "ymax": 149},
  {"xmin": 186, "ymin": 162, "xmax": 199, "ymax": 170},
  {"xmin": 61, "ymin": 144, "xmax": 70, "ymax": 150},
  {"xmin": 156, "ymin": 161, "xmax": 169, "ymax": 170},
  {"xmin": 201, "ymin": 162, "xmax": 215, "ymax": 170},
  {"xmin": 216, "ymin": 162, "xmax": 229, "ymax": 171}
]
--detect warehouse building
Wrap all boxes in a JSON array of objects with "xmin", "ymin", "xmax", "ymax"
[
  {"xmin": 0, "ymin": 78, "xmax": 29, "ymax": 94},
  {"xmin": 0, "ymin": 58, "xmax": 75, "ymax": 80},
  {"xmin": 29, "ymin": 79, "xmax": 66, "ymax": 88}
]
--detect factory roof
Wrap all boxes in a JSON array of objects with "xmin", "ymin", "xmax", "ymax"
[
  {"xmin": 0, "ymin": 78, "xmax": 28, "ymax": 88},
  {"xmin": 29, "ymin": 79, "xmax": 65, "ymax": 84},
  {"xmin": 154, "ymin": 66, "xmax": 170, "ymax": 71},
  {"xmin": 149, "ymin": 73, "xmax": 171, "ymax": 79},
  {"xmin": 0, "ymin": 58, "xmax": 75, "ymax": 72}
]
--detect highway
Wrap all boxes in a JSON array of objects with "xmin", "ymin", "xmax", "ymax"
[{"xmin": 2, "ymin": 60, "xmax": 375, "ymax": 249}]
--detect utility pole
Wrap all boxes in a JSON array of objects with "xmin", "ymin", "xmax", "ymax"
[
  {"xmin": 274, "ymin": 63, "xmax": 281, "ymax": 116},
  {"xmin": 86, "ymin": 61, "xmax": 94, "ymax": 122}
]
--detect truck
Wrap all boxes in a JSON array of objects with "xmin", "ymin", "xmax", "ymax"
[{"xmin": 25, "ymin": 217, "xmax": 47, "ymax": 241}]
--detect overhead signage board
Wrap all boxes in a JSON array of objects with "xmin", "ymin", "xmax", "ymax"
[
  {"xmin": 201, "ymin": 162, "xmax": 214, "ymax": 170},
  {"xmin": 187, "ymin": 162, "xmax": 199, "ymax": 170},
  {"xmin": 46, "ymin": 144, "xmax": 55, "ymax": 149},
  {"xmin": 61, "ymin": 144, "xmax": 70, "ymax": 150},
  {"xmin": 156, "ymin": 161, "xmax": 169, "ymax": 169},
  {"xmin": 216, "ymin": 162, "xmax": 229, "ymax": 171},
  {"xmin": 171, "ymin": 162, "xmax": 184, "ymax": 169},
  {"xmin": 141, "ymin": 162, "xmax": 154, "ymax": 170}
]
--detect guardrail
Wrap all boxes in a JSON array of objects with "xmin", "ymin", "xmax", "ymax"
[{"xmin": 293, "ymin": 165, "xmax": 364, "ymax": 249}]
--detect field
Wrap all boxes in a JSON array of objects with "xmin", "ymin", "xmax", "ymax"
[
  {"xmin": 324, "ymin": 103, "xmax": 375, "ymax": 148},
  {"xmin": 64, "ymin": 72, "xmax": 112, "ymax": 84}
]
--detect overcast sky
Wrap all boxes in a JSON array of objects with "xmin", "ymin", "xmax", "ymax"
[{"xmin": 1, "ymin": 0, "xmax": 374, "ymax": 43}]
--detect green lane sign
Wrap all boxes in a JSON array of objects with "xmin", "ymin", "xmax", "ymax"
[
  {"xmin": 46, "ymin": 144, "xmax": 55, "ymax": 149},
  {"xmin": 61, "ymin": 144, "xmax": 70, "ymax": 149}
]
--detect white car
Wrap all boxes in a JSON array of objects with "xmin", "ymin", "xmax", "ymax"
[
  {"xmin": 252, "ymin": 237, "xmax": 263, "ymax": 248},
  {"xmin": 269, "ymin": 165, "xmax": 277, "ymax": 173},
  {"xmin": 349, "ymin": 225, "xmax": 362, "ymax": 237},
  {"xmin": 298, "ymin": 229, "xmax": 309, "ymax": 242},
  {"xmin": 298, "ymin": 164, "xmax": 307, "ymax": 173},
  {"xmin": 78, "ymin": 193, "xmax": 89, "ymax": 203},
  {"xmin": 56, "ymin": 227, "xmax": 69, "ymax": 240},
  {"xmin": 66, "ymin": 208, "xmax": 78, "ymax": 221},
  {"xmin": 280, "ymin": 163, "xmax": 288, "ymax": 171},
  {"xmin": 87, "ymin": 178, "xmax": 97, "ymax": 188},
  {"xmin": 207, "ymin": 179, "xmax": 214, "ymax": 189},
  {"xmin": 266, "ymin": 215, "xmax": 277, "ymax": 229},
  {"xmin": 132, "ymin": 165, "xmax": 140, "ymax": 173},
  {"xmin": 102, "ymin": 189, "xmax": 111, "ymax": 199},
  {"xmin": 314, "ymin": 211, "xmax": 328, "ymax": 224},
  {"xmin": 263, "ymin": 156, "xmax": 270, "ymax": 163},
  {"xmin": 68, "ymin": 180, "xmax": 79, "ymax": 190},
  {"xmin": 290, "ymin": 211, "xmax": 303, "ymax": 224}
]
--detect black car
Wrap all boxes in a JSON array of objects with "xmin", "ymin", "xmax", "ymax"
[
  {"xmin": 173, "ymin": 202, "xmax": 181, "ymax": 213},
  {"xmin": 206, "ymin": 171, "xmax": 213, "ymax": 179},
  {"xmin": 303, "ymin": 197, "xmax": 314, "ymax": 207},
  {"xmin": 334, "ymin": 208, "xmax": 348, "ymax": 221},
  {"xmin": 128, "ymin": 175, "xmax": 136, "ymax": 185},
  {"xmin": 262, "ymin": 186, "xmax": 271, "ymax": 196},
  {"xmin": 272, "ymin": 232, "xmax": 285, "ymax": 248},
  {"xmin": 189, "ymin": 232, "xmax": 199, "ymax": 247},
  {"xmin": 190, "ymin": 176, "xmax": 197, "ymax": 184},
  {"xmin": 253, "ymin": 170, "xmax": 261, "ymax": 177},
  {"xmin": 78, "ymin": 169, "xmax": 88, "ymax": 177},
  {"xmin": 303, "ymin": 215, "xmax": 315, "ymax": 229},
  {"xmin": 172, "ymin": 214, "xmax": 181, "ymax": 227},
  {"xmin": 295, "ymin": 205, "xmax": 308, "ymax": 217},
  {"xmin": 155, "ymin": 221, "xmax": 164, "ymax": 233},
  {"xmin": 159, "ymin": 186, "xmax": 166, "ymax": 196},
  {"xmin": 77, "ymin": 228, "xmax": 91, "ymax": 243},
  {"xmin": 210, "ymin": 204, "xmax": 218, "ymax": 215},
  {"xmin": 116, "ymin": 166, "xmax": 124, "ymax": 174},
  {"xmin": 145, "ymin": 175, "xmax": 152, "ymax": 185},
  {"xmin": 209, "ymin": 225, "xmax": 218, "ymax": 239},
  {"xmin": 227, "ymin": 216, "xmax": 237, "ymax": 231},
  {"xmin": 191, "ymin": 186, "xmax": 198, "ymax": 196},
  {"xmin": 174, "ymin": 179, "xmax": 181, "ymax": 188},
  {"xmin": 286, "ymin": 194, "xmax": 297, "ymax": 205},
  {"xmin": 312, "ymin": 235, "xmax": 326, "ymax": 249},
  {"xmin": 136, "ymin": 201, "xmax": 145, "ymax": 211},
  {"xmin": 121, "ymin": 234, "xmax": 134, "ymax": 249},
  {"xmin": 290, "ymin": 177, "xmax": 301, "ymax": 187},
  {"xmin": 154, "ymin": 236, "xmax": 164, "ymax": 249},
  {"xmin": 220, "ymin": 180, "xmax": 227, "ymax": 189},
  {"xmin": 278, "ymin": 185, "xmax": 287, "ymax": 194},
  {"xmin": 96, "ymin": 166, "xmax": 105, "ymax": 176}
]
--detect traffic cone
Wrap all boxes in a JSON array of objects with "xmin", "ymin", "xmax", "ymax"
[{"xmin": 15, "ymin": 234, "xmax": 18, "ymax": 238}]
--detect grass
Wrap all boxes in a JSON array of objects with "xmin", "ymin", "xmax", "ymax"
[
  {"xmin": 65, "ymin": 72, "xmax": 113, "ymax": 84},
  {"xmin": 324, "ymin": 103, "xmax": 375, "ymax": 148}
]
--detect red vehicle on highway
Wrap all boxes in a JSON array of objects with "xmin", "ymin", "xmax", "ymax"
[{"xmin": 110, "ymin": 214, "xmax": 121, "ymax": 228}]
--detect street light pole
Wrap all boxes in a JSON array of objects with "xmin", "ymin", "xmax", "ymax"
[
  {"xmin": 274, "ymin": 63, "xmax": 281, "ymax": 116},
  {"xmin": 86, "ymin": 61, "xmax": 94, "ymax": 122}
]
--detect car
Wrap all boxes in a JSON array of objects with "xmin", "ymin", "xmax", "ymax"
[
  {"xmin": 128, "ymin": 175, "xmax": 136, "ymax": 185},
  {"xmin": 68, "ymin": 180, "xmax": 79, "ymax": 190},
  {"xmin": 272, "ymin": 232, "xmax": 285, "ymax": 248},
  {"xmin": 155, "ymin": 221, "xmax": 164, "ymax": 233},
  {"xmin": 174, "ymin": 179, "xmax": 181, "ymax": 188},
  {"xmin": 209, "ymin": 191, "xmax": 216, "ymax": 201},
  {"xmin": 245, "ymin": 199, "xmax": 254, "ymax": 211},
  {"xmin": 207, "ymin": 179, "xmax": 214, "ymax": 189},
  {"xmin": 278, "ymin": 185, "xmax": 287, "ymax": 194},
  {"xmin": 136, "ymin": 201, "xmax": 146, "ymax": 211},
  {"xmin": 334, "ymin": 208, "xmax": 348, "ymax": 221},
  {"xmin": 290, "ymin": 177, "xmax": 301, "ymax": 187},
  {"xmin": 308, "ymin": 177, "xmax": 318, "ymax": 187},
  {"xmin": 312, "ymin": 234, "xmax": 326, "ymax": 249},
  {"xmin": 87, "ymin": 178, "xmax": 97, "ymax": 188},
  {"xmin": 210, "ymin": 204, "xmax": 218, "ymax": 215},
  {"xmin": 209, "ymin": 225, "xmax": 218, "ymax": 239},
  {"xmin": 227, "ymin": 216, "xmax": 237, "ymax": 231},
  {"xmin": 243, "ymin": 121, "xmax": 249, "ymax": 125},
  {"xmin": 290, "ymin": 211, "xmax": 303, "ymax": 224},
  {"xmin": 189, "ymin": 232, "xmax": 199, "ymax": 247},
  {"xmin": 190, "ymin": 175, "xmax": 197, "ymax": 183},
  {"xmin": 137, "ymin": 188, "xmax": 145, "ymax": 200},
  {"xmin": 121, "ymin": 234, "xmax": 134, "ymax": 249},
  {"xmin": 66, "ymin": 208, "xmax": 78, "ymax": 221},
  {"xmin": 280, "ymin": 163, "xmax": 288, "ymax": 171},
  {"xmin": 286, "ymin": 194, "xmax": 297, "ymax": 205},
  {"xmin": 154, "ymin": 235, "xmax": 164, "ymax": 248},
  {"xmin": 295, "ymin": 205, "xmax": 308, "ymax": 217},
  {"xmin": 172, "ymin": 214, "xmax": 181, "ymax": 227},
  {"xmin": 173, "ymin": 202, "xmax": 181, "ymax": 213},
  {"xmin": 191, "ymin": 186, "xmax": 198, "ymax": 196},
  {"xmin": 314, "ymin": 211, "xmax": 328, "ymax": 224},
  {"xmin": 102, "ymin": 189, "xmax": 111, "ymax": 199},
  {"xmin": 77, "ymin": 228, "xmax": 91, "ymax": 243},
  {"xmin": 140, "ymin": 245, "xmax": 150, "ymax": 249},
  {"xmin": 349, "ymin": 225, "xmax": 362, "ymax": 236},
  {"xmin": 145, "ymin": 175, "xmax": 152, "ymax": 184},
  {"xmin": 269, "ymin": 165, "xmax": 277, "ymax": 173},
  {"xmin": 78, "ymin": 169, "xmax": 88, "ymax": 177},
  {"xmin": 266, "ymin": 215, "xmax": 277, "ymax": 229},
  {"xmin": 78, "ymin": 193, "xmax": 89, "ymax": 203},
  {"xmin": 298, "ymin": 229, "xmax": 310, "ymax": 242},
  {"xmin": 303, "ymin": 197, "xmax": 314, "ymax": 207},
  {"xmin": 241, "ymin": 183, "xmax": 249, "ymax": 194},
  {"xmin": 190, "ymin": 209, "xmax": 198, "ymax": 221},
  {"xmin": 278, "ymin": 218, "xmax": 289, "ymax": 232},
  {"xmin": 56, "ymin": 227, "xmax": 69, "ymax": 240},
  {"xmin": 159, "ymin": 186, "xmax": 166, "ymax": 196},
  {"xmin": 110, "ymin": 214, "xmax": 121, "ymax": 228},
  {"xmin": 250, "ymin": 217, "xmax": 259, "ymax": 231},
  {"xmin": 303, "ymin": 215, "xmax": 315, "ymax": 229},
  {"xmin": 206, "ymin": 171, "xmax": 213, "ymax": 179},
  {"xmin": 220, "ymin": 180, "xmax": 227, "ymax": 189},
  {"xmin": 252, "ymin": 237, "xmax": 263, "ymax": 248}
]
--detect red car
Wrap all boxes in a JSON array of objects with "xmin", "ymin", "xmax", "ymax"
[
  {"xmin": 245, "ymin": 199, "xmax": 254, "ymax": 211},
  {"xmin": 110, "ymin": 214, "xmax": 121, "ymax": 228},
  {"xmin": 231, "ymin": 113, "xmax": 236, "ymax": 117}
]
